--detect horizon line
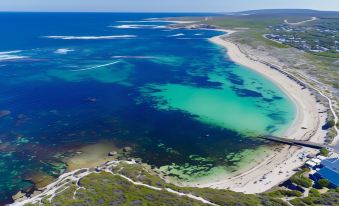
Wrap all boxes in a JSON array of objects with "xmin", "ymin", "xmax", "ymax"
[{"xmin": 0, "ymin": 8, "xmax": 338, "ymax": 14}]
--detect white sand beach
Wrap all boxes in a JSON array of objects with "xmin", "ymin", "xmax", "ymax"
[{"xmin": 194, "ymin": 32, "xmax": 329, "ymax": 193}]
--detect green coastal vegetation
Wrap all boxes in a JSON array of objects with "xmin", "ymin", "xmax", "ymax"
[
  {"xmin": 21, "ymin": 162, "xmax": 338, "ymax": 206},
  {"xmin": 320, "ymin": 148, "xmax": 330, "ymax": 157},
  {"xmin": 318, "ymin": 179, "xmax": 330, "ymax": 189},
  {"xmin": 289, "ymin": 188, "xmax": 339, "ymax": 206},
  {"xmin": 290, "ymin": 168, "xmax": 313, "ymax": 188}
]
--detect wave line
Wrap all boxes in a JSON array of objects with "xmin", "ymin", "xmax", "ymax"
[{"xmin": 70, "ymin": 61, "xmax": 120, "ymax": 72}]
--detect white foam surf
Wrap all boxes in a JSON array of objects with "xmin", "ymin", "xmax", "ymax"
[
  {"xmin": 153, "ymin": 26, "xmax": 167, "ymax": 29},
  {"xmin": 116, "ymin": 20, "xmax": 163, "ymax": 23},
  {"xmin": 0, "ymin": 50, "xmax": 22, "ymax": 55},
  {"xmin": 177, "ymin": 38, "xmax": 207, "ymax": 40},
  {"xmin": 117, "ymin": 19, "xmax": 197, "ymax": 24},
  {"xmin": 111, "ymin": 24, "xmax": 163, "ymax": 29},
  {"xmin": 0, "ymin": 50, "xmax": 27, "ymax": 61},
  {"xmin": 44, "ymin": 35, "xmax": 137, "ymax": 40},
  {"xmin": 168, "ymin": 33, "xmax": 185, "ymax": 37},
  {"xmin": 0, "ymin": 55, "xmax": 26, "ymax": 61},
  {"xmin": 143, "ymin": 19, "xmax": 198, "ymax": 24},
  {"xmin": 70, "ymin": 61, "xmax": 120, "ymax": 72},
  {"xmin": 111, "ymin": 56, "xmax": 156, "ymax": 59},
  {"xmin": 54, "ymin": 48, "xmax": 74, "ymax": 54}
]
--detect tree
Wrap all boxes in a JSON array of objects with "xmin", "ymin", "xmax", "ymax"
[
  {"xmin": 327, "ymin": 120, "xmax": 335, "ymax": 127},
  {"xmin": 290, "ymin": 168, "xmax": 313, "ymax": 188},
  {"xmin": 318, "ymin": 179, "xmax": 330, "ymax": 188},
  {"xmin": 322, "ymin": 119, "xmax": 335, "ymax": 130},
  {"xmin": 320, "ymin": 148, "xmax": 330, "ymax": 156}
]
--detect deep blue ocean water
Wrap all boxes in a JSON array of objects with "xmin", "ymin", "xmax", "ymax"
[{"xmin": 0, "ymin": 13, "xmax": 295, "ymax": 203}]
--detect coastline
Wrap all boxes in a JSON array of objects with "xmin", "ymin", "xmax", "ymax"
[
  {"xmin": 9, "ymin": 27, "xmax": 331, "ymax": 204},
  {"xmin": 194, "ymin": 31, "xmax": 328, "ymax": 193}
]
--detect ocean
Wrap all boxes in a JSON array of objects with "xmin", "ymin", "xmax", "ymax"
[{"xmin": 0, "ymin": 12, "xmax": 295, "ymax": 203}]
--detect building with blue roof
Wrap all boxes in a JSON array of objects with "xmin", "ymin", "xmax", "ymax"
[{"xmin": 314, "ymin": 158, "xmax": 339, "ymax": 188}]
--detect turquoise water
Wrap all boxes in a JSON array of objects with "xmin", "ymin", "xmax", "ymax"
[
  {"xmin": 0, "ymin": 13, "xmax": 295, "ymax": 203},
  {"xmin": 143, "ymin": 64, "xmax": 295, "ymax": 136}
]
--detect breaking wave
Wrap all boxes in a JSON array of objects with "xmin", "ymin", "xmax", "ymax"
[
  {"xmin": 69, "ymin": 61, "xmax": 120, "ymax": 72},
  {"xmin": 0, "ymin": 50, "xmax": 28, "ymax": 61},
  {"xmin": 177, "ymin": 38, "xmax": 207, "ymax": 40},
  {"xmin": 116, "ymin": 19, "xmax": 197, "ymax": 24},
  {"xmin": 54, "ymin": 48, "xmax": 74, "ymax": 54},
  {"xmin": 168, "ymin": 33, "xmax": 185, "ymax": 37},
  {"xmin": 111, "ymin": 56, "xmax": 156, "ymax": 59},
  {"xmin": 143, "ymin": 19, "xmax": 198, "ymax": 24},
  {"xmin": 111, "ymin": 24, "xmax": 165, "ymax": 29},
  {"xmin": 0, "ymin": 50, "xmax": 22, "ymax": 55}
]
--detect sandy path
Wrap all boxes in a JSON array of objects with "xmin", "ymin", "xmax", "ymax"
[{"xmin": 284, "ymin": 17, "xmax": 317, "ymax": 25}]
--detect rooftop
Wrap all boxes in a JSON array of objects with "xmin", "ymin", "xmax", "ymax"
[
  {"xmin": 317, "ymin": 158, "xmax": 339, "ymax": 187},
  {"xmin": 321, "ymin": 158, "xmax": 339, "ymax": 173},
  {"xmin": 318, "ymin": 167, "xmax": 339, "ymax": 186}
]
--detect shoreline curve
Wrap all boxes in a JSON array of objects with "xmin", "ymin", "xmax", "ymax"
[{"xmin": 194, "ymin": 30, "xmax": 328, "ymax": 193}]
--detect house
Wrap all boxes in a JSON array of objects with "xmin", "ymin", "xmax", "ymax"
[
  {"xmin": 311, "ymin": 158, "xmax": 322, "ymax": 165},
  {"xmin": 317, "ymin": 155, "xmax": 326, "ymax": 160},
  {"xmin": 314, "ymin": 158, "xmax": 339, "ymax": 188},
  {"xmin": 306, "ymin": 160, "xmax": 317, "ymax": 168}
]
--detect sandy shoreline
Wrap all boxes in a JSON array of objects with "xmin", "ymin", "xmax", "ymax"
[{"xmin": 192, "ymin": 31, "xmax": 328, "ymax": 193}]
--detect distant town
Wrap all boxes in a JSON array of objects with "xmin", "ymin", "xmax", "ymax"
[{"xmin": 265, "ymin": 19, "xmax": 338, "ymax": 56}]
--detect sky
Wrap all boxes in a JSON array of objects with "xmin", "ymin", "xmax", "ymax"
[{"xmin": 0, "ymin": 0, "xmax": 338, "ymax": 12}]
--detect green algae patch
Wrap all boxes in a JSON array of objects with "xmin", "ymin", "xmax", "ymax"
[{"xmin": 158, "ymin": 146, "xmax": 273, "ymax": 183}]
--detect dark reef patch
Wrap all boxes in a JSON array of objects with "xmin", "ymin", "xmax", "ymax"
[{"xmin": 232, "ymin": 87, "xmax": 263, "ymax": 97}]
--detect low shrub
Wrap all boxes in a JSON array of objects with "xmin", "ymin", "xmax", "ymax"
[
  {"xmin": 290, "ymin": 168, "xmax": 312, "ymax": 188},
  {"xmin": 309, "ymin": 188, "xmax": 320, "ymax": 197},
  {"xmin": 265, "ymin": 189, "xmax": 302, "ymax": 198},
  {"xmin": 320, "ymin": 148, "xmax": 330, "ymax": 156},
  {"xmin": 318, "ymin": 179, "xmax": 330, "ymax": 189}
]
